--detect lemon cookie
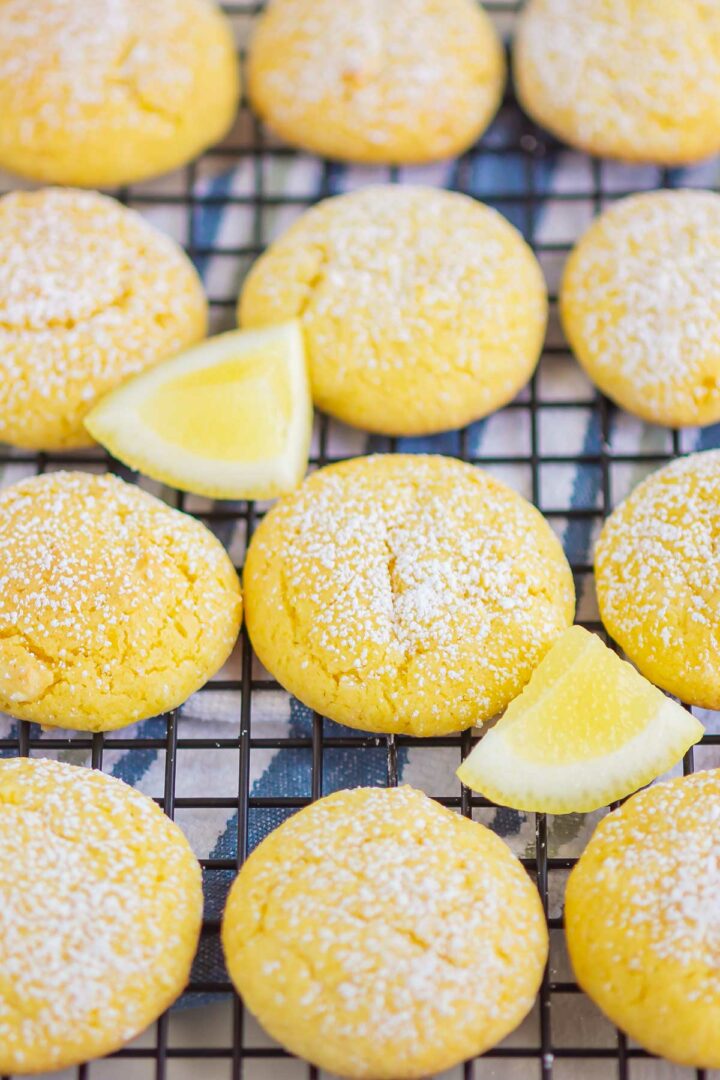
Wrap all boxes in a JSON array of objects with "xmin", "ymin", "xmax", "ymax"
[
  {"xmin": 223, "ymin": 785, "xmax": 547, "ymax": 1079},
  {"xmin": 240, "ymin": 186, "xmax": 547, "ymax": 436},
  {"xmin": 595, "ymin": 451, "xmax": 720, "ymax": 709},
  {"xmin": 562, "ymin": 190, "xmax": 720, "ymax": 428},
  {"xmin": 0, "ymin": 756, "xmax": 202, "ymax": 1073},
  {"xmin": 0, "ymin": 188, "xmax": 207, "ymax": 450},
  {"xmin": 247, "ymin": 0, "xmax": 505, "ymax": 164},
  {"xmin": 566, "ymin": 770, "xmax": 720, "ymax": 1067},
  {"xmin": 0, "ymin": 0, "xmax": 240, "ymax": 187},
  {"xmin": 515, "ymin": 0, "xmax": 720, "ymax": 165},
  {"xmin": 244, "ymin": 454, "xmax": 574, "ymax": 736},
  {"xmin": 0, "ymin": 471, "xmax": 241, "ymax": 732}
]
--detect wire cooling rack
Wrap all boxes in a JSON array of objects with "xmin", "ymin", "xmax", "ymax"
[{"xmin": 2, "ymin": 3, "xmax": 720, "ymax": 1079}]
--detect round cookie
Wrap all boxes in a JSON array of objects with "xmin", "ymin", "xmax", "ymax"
[
  {"xmin": 0, "ymin": 188, "xmax": 207, "ymax": 450},
  {"xmin": 515, "ymin": 0, "xmax": 720, "ymax": 165},
  {"xmin": 244, "ymin": 454, "xmax": 575, "ymax": 736},
  {"xmin": 223, "ymin": 785, "xmax": 547, "ymax": 1079},
  {"xmin": 239, "ymin": 186, "xmax": 547, "ymax": 436},
  {"xmin": 247, "ymin": 0, "xmax": 505, "ymax": 165},
  {"xmin": 562, "ymin": 190, "xmax": 720, "ymax": 428},
  {"xmin": 566, "ymin": 770, "xmax": 720, "ymax": 1068},
  {"xmin": 595, "ymin": 450, "xmax": 720, "ymax": 709},
  {"xmin": 0, "ymin": 471, "xmax": 242, "ymax": 732},
  {"xmin": 0, "ymin": 0, "xmax": 240, "ymax": 187},
  {"xmin": 0, "ymin": 756, "xmax": 202, "ymax": 1073}
]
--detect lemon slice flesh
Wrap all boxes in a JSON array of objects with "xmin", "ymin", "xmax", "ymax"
[
  {"xmin": 457, "ymin": 626, "xmax": 703, "ymax": 813},
  {"xmin": 85, "ymin": 322, "xmax": 312, "ymax": 500}
]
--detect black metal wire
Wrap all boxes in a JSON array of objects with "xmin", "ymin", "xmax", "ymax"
[{"xmin": 1, "ymin": 1, "xmax": 714, "ymax": 1077}]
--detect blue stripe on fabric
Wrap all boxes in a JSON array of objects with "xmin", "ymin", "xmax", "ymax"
[
  {"xmin": 663, "ymin": 168, "xmax": 684, "ymax": 189},
  {"xmin": 563, "ymin": 409, "xmax": 605, "ymax": 569},
  {"xmin": 192, "ymin": 168, "xmax": 238, "ymax": 278},
  {"xmin": 0, "ymin": 720, "xmax": 17, "ymax": 757},
  {"xmin": 696, "ymin": 424, "xmax": 720, "ymax": 451},
  {"xmin": 209, "ymin": 699, "xmax": 408, "ymax": 862},
  {"xmin": 368, "ymin": 427, "xmax": 486, "ymax": 456},
  {"xmin": 465, "ymin": 131, "xmax": 559, "ymax": 236},
  {"xmin": 324, "ymin": 162, "xmax": 346, "ymax": 197},
  {"xmin": 195, "ymin": 697, "xmax": 409, "ymax": 978},
  {"xmin": 194, "ymin": 697, "xmax": 409, "ymax": 982},
  {"xmin": 368, "ymin": 420, "xmax": 489, "ymax": 459},
  {"xmin": 109, "ymin": 716, "xmax": 169, "ymax": 784}
]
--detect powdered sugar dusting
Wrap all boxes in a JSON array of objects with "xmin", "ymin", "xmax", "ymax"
[
  {"xmin": 0, "ymin": 188, "xmax": 206, "ymax": 449},
  {"xmin": 595, "ymin": 450, "xmax": 720, "ymax": 705},
  {"xmin": 0, "ymin": 0, "xmax": 220, "ymax": 137},
  {"xmin": 241, "ymin": 186, "xmax": 547, "ymax": 434},
  {"xmin": 0, "ymin": 471, "xmax": 241, "ymax": 731},
  {"xmin": 573, "ymin": 770, "xmax": 720, "ymax": 1000},
  {"xmin": 245, "ymin": 454, "xmax": 574, "ymax": 735},
  {"xmin": 248, "ymin": 0, "xmax": 503, "ymax": 160},
  {"xmin": 0, "ymin": 757, "xmax": 202, "ymax": 1071},
  {"xmin": 517, "ymin": 0, "xmax": 720, "ymax": 162},
  {"xmin": 562, "ymin": 190, "xmax": 720, "ymax": 423},
  {"xmin": 224, "ymin": 786, "xmax": 546, "ymax": 1071}
]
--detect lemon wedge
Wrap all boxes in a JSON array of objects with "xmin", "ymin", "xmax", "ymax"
[
  {"xmin": 457, "ymin": 626, "xmax": 703, "ymax": 814},
  {"xmin": 85, "ymin": 321, "xmax": 312, "ymax": 500}
]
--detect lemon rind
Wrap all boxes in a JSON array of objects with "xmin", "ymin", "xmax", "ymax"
[
  {"xmin": 457, "ymin": 698, "xmax": 703, "ymax": 814},
  {"xmin": 85, "ymin": 321, "xmax": 312, "ymax": 500}
]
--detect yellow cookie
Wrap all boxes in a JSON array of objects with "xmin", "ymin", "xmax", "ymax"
[
  {"xmin": 562, "ymin": 190, "xmax": 720, "ymax": 428},
  {"xmin": 566, "ymin": 770, "xmax": 720, "ymax": 1068},
  {"xmin": 0, "ymin": 471, "xmax": 242, "ymax": 732},
  {"xmin": 515, "ymin": 0, "xmax": 720, "ymax": 165},
  {"xmin": 595, "ymin": 450, "xmax": 720, "ymax": 709},
  {"xmin": 223, "ymin": 785, "xmax": 547, "ymax": 1079},
  {"xmin": 239, "ymin": 186, "xmax": 547, "ymax": 436},
  {"xmin": 0, "ymin": 188, "xmax": 207, "ymax": 451},
  {"xmin": 0, "ymin": 756, "xmax": 202, "ymax": 1074},
  {"xmin": 0, "ymin": 0, "xmax": 240, "ymax": 187},
  {"xmin": 247, "ymin": 0, "xmax": 505, "ymax": 164},
  {"xmin": 244, "ymin": 454, "xmax": 575, "ymax": 736}
]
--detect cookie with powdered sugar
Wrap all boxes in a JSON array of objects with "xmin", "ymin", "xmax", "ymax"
[
  {"xmin": 566, "ymin": 770, "xmax": 720, "ymax": 1068},
  {"xmin": 515, "ymin": 0, "xmax": 720, "ymax": 165},
  {"xmin": 223, "ymin": 785, "xmax": 547, "ymax": 1078},
  {"xmin": 0, "ymin": 0, "xmax": 239, "ymax": 186},
  {"xmin": 243, "ymin": 453, "xmax": 574, "ymax": 737},
  {"xmin": 247, "ymin": 0, "xmax": 505, "ymax": 164},
  {"xmin": 561, "ymin": 190, "xmax": 720, "ymax": 428},
  {"xmin": 0, "ymin": 757, "xmax": 202, "ymax": 1074},
  {"xmin": 0, "ymin": 471, "xmax": 242, "ymax": 731},
  {"xmin": 0, "ymin": 188, "xmax": 207, "ymax": 450},
  {"xmin": 595, "ymin": 450, "xmax": 720, "ymax": 709},
  {"xmin": 240, "ymin": 185, "xmax": 547, "ymax": 437}
]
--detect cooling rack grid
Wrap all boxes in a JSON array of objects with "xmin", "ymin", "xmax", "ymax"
[{"xmin": 1, "ymin": 2, "xmax": 719, "ymax": 1078}]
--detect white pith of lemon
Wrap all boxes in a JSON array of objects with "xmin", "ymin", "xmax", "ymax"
[
  {"xmin": 457, "ymin": 626, "xmax": 703, "ymax": 814},
  {"xmin": 85, "ymin": 321, "xmax": 312, "ymax": 500}
]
